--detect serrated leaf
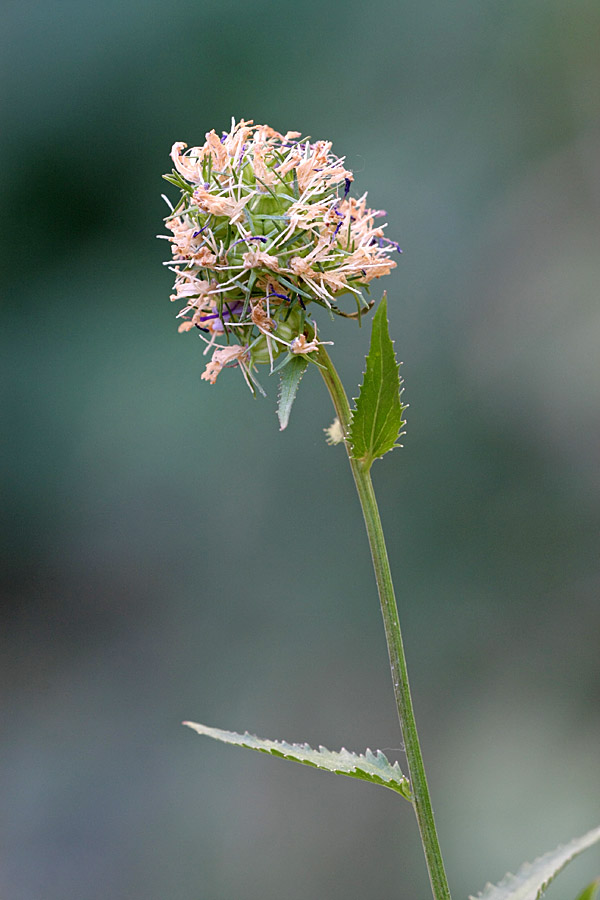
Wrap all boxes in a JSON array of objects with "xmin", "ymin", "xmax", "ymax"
[
  {"xmin": 574, "ymin": 879, "xmax": 600, "ymax": 900},
  {"xmin": 348, "ymin": 295, "xmax": 406, "ymax": 467},
  {"xmin": 277, "ymin": 355, "xmax": 308, "ymax": 430},
  {"xmin": 184, "ymin": 722, "xmax": 412, "ymax": 799},
  {"xmin": 470, "ymin": 825, "xmax": 600, "ymax": 900}
]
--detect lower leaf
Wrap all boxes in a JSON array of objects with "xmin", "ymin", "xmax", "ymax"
[
  {"xmin": 470, "ymin": 825, "xmax": 600, "ymax": 900},
  {"xmin": 184, "ymin": 721, "xmax": 412, "ymax": 800}
]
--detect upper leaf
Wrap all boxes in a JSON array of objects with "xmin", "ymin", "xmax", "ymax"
[
  {"xmin": 184, "ymin": 721, "xmax": 412, "ymax": 800},
  {"xmin": 277, "ymin": 356, "xmax": 309, "ymax": 430},
  {"xmin": 470, "ymin": 825, "xmax": 600, "ymax": 900},
  {"xmin": 348, "ymin": 295, "xmax": 406, "ymax": 467}
]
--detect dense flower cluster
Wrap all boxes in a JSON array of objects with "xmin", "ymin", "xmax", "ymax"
[{"xmin": 162, "ymin": 119, "xmax": 399, "ymax": 391}]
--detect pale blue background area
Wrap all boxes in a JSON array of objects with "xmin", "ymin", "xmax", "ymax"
[{"xmin": 2, "ymin": 1, "xmax": 599, "ymax": 898}]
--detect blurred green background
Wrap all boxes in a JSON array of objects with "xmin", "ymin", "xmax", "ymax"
[{"xmin": 2, "ymin": 0, "xmax": 599, "ymax": 898}]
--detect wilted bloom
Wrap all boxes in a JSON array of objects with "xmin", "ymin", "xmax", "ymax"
[{"xmin": 161, "ymin": 118, "xmax": 399, "ymax": 391}]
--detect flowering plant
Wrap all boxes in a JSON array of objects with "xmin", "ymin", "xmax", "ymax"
[
  {"xmin": 162, "ymin": 120, "xmax": 398, "ymax": 413},
  {"xmin": 163, "ymin": 120, "xmax": 600, "ymax": 900}
]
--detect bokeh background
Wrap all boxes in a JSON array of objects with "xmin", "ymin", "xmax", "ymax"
[{"xmin": 2, "ymin": 0, "xmax": 599, "ymax": 898}]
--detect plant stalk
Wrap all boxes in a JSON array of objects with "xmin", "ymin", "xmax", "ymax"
[{"xmin": 316, "ymin": 344, "xmax": 452, "ymax": 900}]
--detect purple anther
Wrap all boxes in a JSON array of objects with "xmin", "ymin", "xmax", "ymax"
[
  {"xmin": 228, "ymin": 236, "xmax": 267, "ymax": 251},
  {"xmin": 198, "ymin": 300, "xmax": 243, "ymax": 334},
  {"xmin": 265, "ymin": 290, "xmax": 290, "ymax": 302},
  {"xmin": 198, "ymin": 300, "xmax": 243, "ymax": 325},
  {"xmin": 192, "ymin": 224, "xmax": 209, "ymax": 238},
  {"xmin": 220, "ymin": 132, "xmax": 228, "ymax": 143},
  {"xmin": 344, "ymin": 178, "xmax": 352, "ymax": 198},
  {"xmin": 381, "ymin": 237, "xmax": 403, "ymax": 254}
]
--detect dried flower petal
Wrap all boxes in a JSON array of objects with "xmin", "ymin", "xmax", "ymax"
[{"xmin": 162, "ymin": 119, "xmax": 399, "ymax": 392}]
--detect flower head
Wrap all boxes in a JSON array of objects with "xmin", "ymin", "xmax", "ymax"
[{"xmin": 162, "ymin": 118, "xmax": 399, "ymax": 391}]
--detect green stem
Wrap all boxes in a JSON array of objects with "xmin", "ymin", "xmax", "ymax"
[{"xmin": 316, "ymin": 344, "xmax": 452, "ymax": 900}]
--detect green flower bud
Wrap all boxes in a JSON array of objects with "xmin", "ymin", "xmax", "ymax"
[{"xmin": 251, "ymin": 335, "xmax": 281, "ymax": 366}]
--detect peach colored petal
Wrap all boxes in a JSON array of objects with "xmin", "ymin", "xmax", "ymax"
[
  {"xmin": 252, "ymin": 146, "xmax": 277, "ymax": 186},
  {"xmin": 193, "ymin": 187, "xmax": 253, "ymax": 223},
  {"xmin": 201, "ymin": 345, "xmax": 248, "ymax": 384},
  {"xmin": 242, "ymin": 249, "xmax": 280, "ymax": 270},
  {"xmin": 170, "ymin": 142, "xmax": 206, "ymax": 183}
]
